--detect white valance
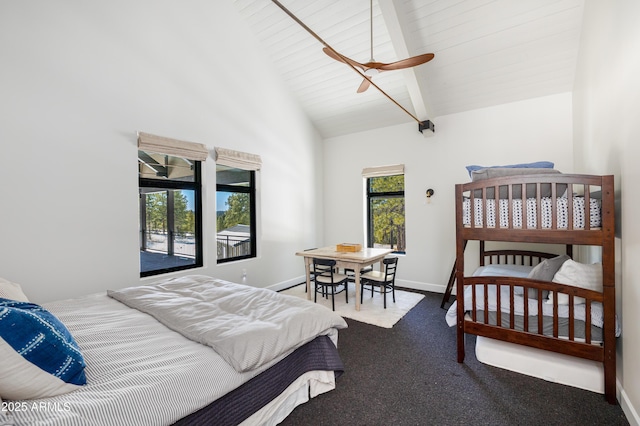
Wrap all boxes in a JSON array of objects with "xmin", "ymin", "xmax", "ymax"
[
  {"xmin": 362, "ymin": 164, "xmax": 404, "ymax": 178},
  {"xmin": 214, "ymin": 147, "xmax": 262, "ymax": 171},
  {"xmin": 138, "ymin": 132, "xmax": 209, "ymax": 162}
]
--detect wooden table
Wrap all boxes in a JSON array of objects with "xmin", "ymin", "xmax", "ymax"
[{"xmin": 296, "ymin": 246, "xmax": 393, "ymax": 311}]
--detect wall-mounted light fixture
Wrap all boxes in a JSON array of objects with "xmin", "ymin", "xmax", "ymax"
[{"xmin": 425, "ymin": 188, "xmax": 435, "ymax": 204}]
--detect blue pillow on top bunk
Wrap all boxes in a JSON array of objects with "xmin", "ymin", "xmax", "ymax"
[
  {"xmin": 471, "ymin": 168, "xmax": 563, "ymax": 199},
  {"xmin": 0, "ymin": 298, "xmax": 86, "ymax": 400},
  {"xmin": 465, "ymin": 161, "xmax": 554, "ymax": 178}
]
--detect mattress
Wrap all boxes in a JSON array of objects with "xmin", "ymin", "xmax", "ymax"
[
  {"xmin": 462, "ymin": 196, "xmax": 601, "ymax": 229},
  {"xmin": 475, "ymin": 336, "xmax": 605, "ymax": 394},
  {"xmin": 6, "ymin": 292, "xmax": 343, "ymax": 426}
]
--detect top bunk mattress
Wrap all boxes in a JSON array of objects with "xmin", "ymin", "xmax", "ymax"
[
  {"xmin": 462, "ymin": 196, "xmax": 601, "ymax": 229},
  {"xmin": 456, "ymin": 173, "xmax": 614, "ymax": 236}
]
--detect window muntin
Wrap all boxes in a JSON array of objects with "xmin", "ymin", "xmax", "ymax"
[
  {"xmin": 139, "ymin": 150, "xmax": 202, "ymax": 276},
  {"xmin": 366, "ymin": 174, "xmax": 406, "ymax": 254},
  {"xmin": 216, "ymin": 164, "xmax": 256, "ymax": 263}
]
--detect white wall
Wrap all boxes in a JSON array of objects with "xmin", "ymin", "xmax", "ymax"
[
  {"xmin": 573, "ymin": 0, "xmax": 640, "ymax": 422},
  {"xmin": 323, "ymin": 93, "xmax": 574, "ymax": 291},
  {"xmin": 0, "ymin": 0, "xmax": 322, "ymax": 303}
]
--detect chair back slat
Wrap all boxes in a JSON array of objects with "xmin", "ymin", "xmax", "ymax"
[
  {"xmin": 383, "ymin": 257, "xmax": 398, "ymax": 282},
  {"xmin": 312, "ymin": 258, "xmax": 338, "ymax": 283}
]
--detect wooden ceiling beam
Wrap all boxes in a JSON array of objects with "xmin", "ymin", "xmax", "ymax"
[{"xmin": 378, "ymin": 0, "xmax": 434, "ymax": 125}]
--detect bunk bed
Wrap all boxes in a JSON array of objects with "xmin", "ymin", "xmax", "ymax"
[{"xmin": 450, "ymin": 173, "xmax": 617, "ymax": 404}]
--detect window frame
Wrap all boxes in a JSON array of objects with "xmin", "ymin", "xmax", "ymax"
[
  {"xmin": 365, "ymin": 174, "xmax": 406, "ymax": 255},
  {"xmin": 139, "ymin": 160, "xmax": 203, "ymax": 277},
  {"xmin": 216, "ymin": 168, "xmax": 257, "ymax": 264}
]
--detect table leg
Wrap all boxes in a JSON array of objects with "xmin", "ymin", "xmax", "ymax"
[
  {"xmin": 355, "ymin": 268, "xmax": 361, "ymax": 311},
  {"xmin": 305, "ymin": 259, "xmax": 312, "ymax": 300}
]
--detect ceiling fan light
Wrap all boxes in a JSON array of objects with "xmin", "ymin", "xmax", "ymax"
[{"xmin": 364, "ymin": 68, "xmax": 379, "ymax": 77}]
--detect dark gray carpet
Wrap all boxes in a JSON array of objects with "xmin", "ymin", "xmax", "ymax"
[{"xmin": 280, "ymin": 289, "xmax": 628, "ymax": 426}]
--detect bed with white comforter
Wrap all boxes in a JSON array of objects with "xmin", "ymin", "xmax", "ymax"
[{"xmin": 2, "ymin": 275, "xmax": 347, "ymax": 426}]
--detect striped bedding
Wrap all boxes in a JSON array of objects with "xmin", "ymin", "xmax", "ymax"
[{"xmin": 5, "ymin": 288, "xmax": 344, "ymax": 426}]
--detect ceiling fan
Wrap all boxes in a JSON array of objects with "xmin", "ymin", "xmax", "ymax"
[
  {"xmin": 322, "ymin": 0, "xmax": 434, "ymax": 93},
  {"xmin": 271, "ymin": 0, "xmax": 435, "ymax": 134}
]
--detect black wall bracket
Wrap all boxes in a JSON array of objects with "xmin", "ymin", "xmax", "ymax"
[{"xmin": 418, "ymin": 120, "xmax": 435, "ymax": 134}]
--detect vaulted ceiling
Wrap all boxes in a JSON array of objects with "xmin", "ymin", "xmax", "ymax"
[{"xmin": 232, "ymin": 0, "xmax": 584, "ymax": 138}]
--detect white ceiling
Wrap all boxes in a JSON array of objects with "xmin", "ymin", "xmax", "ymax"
[{"xmin": 232, "ymin": 0, "xmax": 584, "ymax": 138}]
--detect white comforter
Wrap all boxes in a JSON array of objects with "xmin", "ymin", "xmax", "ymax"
[
  {"xmin": 108, "ymin": 275, "xmax": 347, "ymax": 372},
  {"xmin": 445, "ymin": 265, "xmax": 621, "ymax": 337}
]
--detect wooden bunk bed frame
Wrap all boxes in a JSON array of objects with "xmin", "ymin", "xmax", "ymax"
[{"xmin": 454, "ymin": 173, "xmax": 616, "ymax": 404}]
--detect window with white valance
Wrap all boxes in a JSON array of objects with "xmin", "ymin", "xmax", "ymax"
[
  {"xmin": 137, "ymin": 132, "xmax": 205, "ymax": 277},
  {"xmin": 214, "ymin": 147, "xmax": 260, "ymax": 263}
]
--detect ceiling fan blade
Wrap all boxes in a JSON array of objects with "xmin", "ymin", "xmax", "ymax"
[
  {"xmin": 356, "ymin": 77, "xmax": 372, "ymax": 93},
  {"xmin": 377, "ymin": 53, "xmax": 435, "ymax": 71},
  {"xmin": 322, "ymin": 47, "xmax": 367, "ymax": 70}
]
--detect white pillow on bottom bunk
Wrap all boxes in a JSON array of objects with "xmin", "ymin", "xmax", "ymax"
[{"xmin": 548, "ymin": 259, "xmax": 603, "ymax": 305}]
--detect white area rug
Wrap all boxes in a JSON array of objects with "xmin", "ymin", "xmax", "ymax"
[{"xmin": 281, "ymin": 282, "xmax": 424, "ymax": 329}]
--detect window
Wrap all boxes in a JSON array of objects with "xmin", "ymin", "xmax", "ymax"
[
  {"xmin": 214, "ymin": 147, "xmax": 261, "ymax": 264},
  {"xmin": 138, "ymin": 132, "xmax": 206, "ymax": 277},
  {"xmin": 364, "ymin": 165, "xmax": 405, "ymax": 254}
]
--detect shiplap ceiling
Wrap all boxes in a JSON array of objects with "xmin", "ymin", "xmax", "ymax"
[{"xmin": 232, "ymin": 0, "xmax": 584, "ymax": 138}]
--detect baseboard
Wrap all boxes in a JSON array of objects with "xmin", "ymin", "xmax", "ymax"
[
  {"xmin": 396, "ymin": 279, "xmax": 445, "ymax": 294},
  {"xmin": 620, "ymin": 381, "xmax": 640, "ymax": 426},
  {"xmin": 268, "ymin": 276, "xmax": 306, "ymax": 292}
]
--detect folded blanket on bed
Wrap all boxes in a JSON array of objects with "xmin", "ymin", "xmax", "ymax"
[{"xmin": 108, "ymin": 275, "xmax": 347, "ymax": 373}]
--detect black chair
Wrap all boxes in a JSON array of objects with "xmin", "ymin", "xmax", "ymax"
[
  {"xmin": 312, "ymin": 258, "xmax": 349, "ymax": 311},
  {"xmin": 343, "ymin": 266, "xmax": 373, "ymax": 283},
  {"xmin": 360, "ymin": 257, "xmax": 398, "ymax": 309}
]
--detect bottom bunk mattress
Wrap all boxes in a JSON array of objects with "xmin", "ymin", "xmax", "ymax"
[{"xmin": 3, "ymin": 276, "xmax": 347, "ymax": 426}]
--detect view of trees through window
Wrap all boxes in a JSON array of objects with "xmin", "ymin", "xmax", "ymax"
[
  {"xmin": 144, "ymin": 190, "xmax": 196, "ymax": 257},
  {"xmin": 216, "ymin": 165, "xmax": 256, "ymax": 263},
  {"xmin": 216, "ymin": 192, "xmax": 250, "ymax": 232},
  {"xmin": 367, "ymin": 174, "xmax": 406, "ymax": 253}
]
